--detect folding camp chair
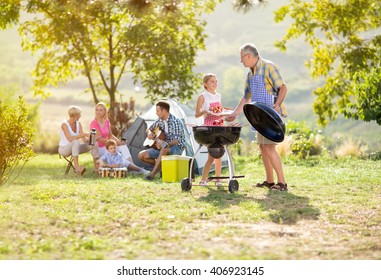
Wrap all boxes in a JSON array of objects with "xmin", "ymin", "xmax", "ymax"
[{"xmin": 59, "ymin": 154, "xmax": 76, "ymax": 175}]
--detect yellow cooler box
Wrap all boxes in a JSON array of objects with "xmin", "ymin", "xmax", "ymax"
[{"xmin": 161, "ymin": 155, "xmax": 191, "ymax": 183}]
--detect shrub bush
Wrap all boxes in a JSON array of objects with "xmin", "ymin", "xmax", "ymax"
[
  {"xmin": 0, "ymin": 96, "xmax": 35, "ymax": 186},
  {"xmin": 369, "ymin": 151, "xmax": 381, "ymax": 161},
  {"xmin": 286, "ymin": 120, "xmax": 324, "ymax": 159}
]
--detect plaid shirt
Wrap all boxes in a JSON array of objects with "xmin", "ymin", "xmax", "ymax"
[
  {"xmin": 149, "ymin": 113, "xmax": 186, "ymax": 150},
  {"xmin": 243, "ymin": 57, "xmax": 288, "ymax": 117}
]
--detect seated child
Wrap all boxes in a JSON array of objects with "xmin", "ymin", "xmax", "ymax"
[{"xmin": 97, "ymin": 139, "xmax": 150, "ymax": 175}]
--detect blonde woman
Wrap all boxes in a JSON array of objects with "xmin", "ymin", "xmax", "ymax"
[
  {"xmin": 90, "ymin": 102, "xmax": 133, "ymax": 170},
  {"xmin": 58, "ymin": 105, "xmax": 100, "ymax": 176}
]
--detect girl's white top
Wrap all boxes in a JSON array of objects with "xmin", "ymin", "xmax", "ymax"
[{"xmin": 200, "ymin": 91, "xmax": 222, "ymax": 116}]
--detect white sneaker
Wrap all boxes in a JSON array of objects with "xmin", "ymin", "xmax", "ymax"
[
  {"xmin": 199, "ymin": 180, "xmax": 208, "ymax": 186},
  {"xmin": 139, "ymin": 169, "xmax": 150, "ymax": 176}
]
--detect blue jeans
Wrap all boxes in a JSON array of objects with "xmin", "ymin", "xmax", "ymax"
[{"xmin": 147, "ymin": 145, "xmax": 183, "ymax": 159}]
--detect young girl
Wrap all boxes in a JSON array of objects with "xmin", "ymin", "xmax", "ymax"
[{"xmin": 195, "ymin": 73, "xmax": 223, "ymax": 186}]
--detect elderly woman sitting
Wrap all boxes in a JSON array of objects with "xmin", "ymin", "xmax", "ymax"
[{"xmin": 58, "ymin": 105, "xmax": 100, "ymax": 176}]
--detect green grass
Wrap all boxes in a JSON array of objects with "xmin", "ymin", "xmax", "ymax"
[{"xmin": 0, "ymin": 154, "xmax": 380, "ymax": 260}]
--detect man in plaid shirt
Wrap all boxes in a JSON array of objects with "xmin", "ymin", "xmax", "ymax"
[{"xmin": 139, "ymin": 101, "xmax": 186, "ymax": 181}]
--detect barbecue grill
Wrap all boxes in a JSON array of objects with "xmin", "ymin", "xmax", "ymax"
[
  {"xmin": 181, "ymin": 102, "xmax": 285, "ymax": 193},
  {"xmin": 181, "ymin": 125, "xmax": 244, "ymax": 193}
]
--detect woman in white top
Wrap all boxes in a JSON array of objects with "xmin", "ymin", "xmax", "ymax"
[
  {"xmin": 58, "ymin": 105, "xmax": 100, "ymax": 176},
  {"xmin": 195, "ymin": 73, "xmax": 223, "ymax": 187}
]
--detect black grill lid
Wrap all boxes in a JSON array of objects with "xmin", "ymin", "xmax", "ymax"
[{"xmin": 243, "ymin": 102, "xmax": 285, "ymax": 143}]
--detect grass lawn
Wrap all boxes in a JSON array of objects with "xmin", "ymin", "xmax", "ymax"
[{"xmin": 0, "ymin": 153, "xmax": 380, "ymax": 260}]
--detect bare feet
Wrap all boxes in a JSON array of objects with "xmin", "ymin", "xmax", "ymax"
[{"xmin": 76, "ymin": 166, "xmax": 86, "ymax": 176}]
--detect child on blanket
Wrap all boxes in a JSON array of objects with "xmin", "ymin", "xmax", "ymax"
[{"xmin": 97, "ymin": 140, "xmax": 149, "ymax": 175}]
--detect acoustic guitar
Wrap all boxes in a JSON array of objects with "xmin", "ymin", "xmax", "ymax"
[{"xmin": 143, "ymin": 126, "xmax": 168, "ymax": 150}]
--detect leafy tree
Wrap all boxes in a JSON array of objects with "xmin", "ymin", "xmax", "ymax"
[
  {"xmin": 17, "ymin": 0, "xmax": 220, "ymax": 106},
  {"xmin": 0, "ymin": 0, "xmax": 20, "ymax": 29},
  {"xmin": 347, "ymin": 67, "xmax": 381, "ymax": 123},
  {"xmin": 273, "ymin": 0, "xmax": 381, "ymax": 126}
]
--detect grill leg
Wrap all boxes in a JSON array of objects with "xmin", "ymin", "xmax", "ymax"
[
  {"xmin": 189, "ymin": 144, "xmax": 203, "ymax": 186},
  {"xmin": 224, "ymin": 145, "xmax": 235, "ymax": 181}
]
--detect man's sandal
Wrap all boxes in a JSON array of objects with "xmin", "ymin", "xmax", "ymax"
[
  {"xmin": 271, "ymin": 182, "xmax": 288, "ymax": 191},
  {"xmin": 255, "ymin": 181, "xmax": 275, "ymax": 188}
]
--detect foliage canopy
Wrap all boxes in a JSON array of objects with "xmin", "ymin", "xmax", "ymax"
[
  {"xmin": 274, "ymin": 0, "xmax": 381, "ymax": 126},
  {"xmin": 0, "ymin": 0, "xmax": 20, "ymax": 29},
  {"xmin": 16, "ymin": 0, "xmax": 220, "ymax": 104}
]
